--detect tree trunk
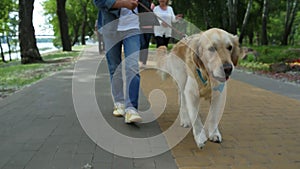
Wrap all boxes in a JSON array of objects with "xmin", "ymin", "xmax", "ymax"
[
  {"xmin": 227, "ymin": 0, "xmax": 238, "ymax": 34},
  {"xmin": 222, "ymin": 3, "xmax": 228, "ymax": 29},
  {"xmin": 19, "ymin": 0, "xmax": 43, "ymax": 64},
  {"xmin": 249, "ymin": 31, "xmax": 254, "ymax": 45},
  {"xmin": 281, "ymin": 0, "xmax": 298, "ymax": 45},
  {"xmin": 261, "ymin": 0, "xmax": 269, "ymax": 45},
  {"xmin": 57, "ymin": 0, "xmax": 72, "ymax": 51},
  {"xmin": 6, "ymin": 34, "xmax": 12, "ymax": 61},
  {"xmin": 72, "ymin": 28, "xmax": 79, "ymax": 46},
  {"xmin": 71, "ymin": 23, "xmax": 80, "ymax": 46},
  {"xmin": 256, "ymin": 31, "xmax": 260, "ymax": 45},
  {"xmin": 239, "ymin": 0, "xmax": 253, "ymax": 44},
  {"xmin": 80, "ymin": 0, "xmax": 89, "ymax": 45},
  {"xmin": 0, "ymin": 40, "xmax": 6, "ymax": 63}
]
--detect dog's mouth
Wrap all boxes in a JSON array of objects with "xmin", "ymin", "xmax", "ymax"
[
  {"xmin": 211, "ymin": 72, "xmax": 231, "ymax": 82},
  {"xmin": 212, "ymin": 74, "xmax": 227, "ymax": 83}
]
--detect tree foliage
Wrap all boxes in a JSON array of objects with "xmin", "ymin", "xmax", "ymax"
[
  {"xmin": 0, "ymin": 0, "xmax": 18, "ymax": 62},
  {"xmin": 43, "ymin": 0, "xmax": 97, "ymax": 48},
  {"xmin": 171, "ymin": 0, "xmax": 300, "ymax": 45}
]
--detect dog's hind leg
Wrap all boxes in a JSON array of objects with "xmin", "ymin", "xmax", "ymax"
[
  {"xmin": 184, "ymin": 76, "xmax": 207, "ymax": 148},
  {"xmin": 176, "ymin": 74, "xmax": 191, "ymax": 128},
  {"xmin": 179, "ymin": 89, "xmax": 191, "ymax": 128}
]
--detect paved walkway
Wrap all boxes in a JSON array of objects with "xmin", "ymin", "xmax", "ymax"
[{"xmin": 1, "ymin": 46, "xmax": 300, "ymax": 169}]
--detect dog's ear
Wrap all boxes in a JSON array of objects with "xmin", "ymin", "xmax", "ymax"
[
  {"xmin": 189, "ymin": 34, "xmax": 203, "ymax": 68},
  {"xmin": 231, "ymin": 35, "xmax": 243, "ymax": 66}
]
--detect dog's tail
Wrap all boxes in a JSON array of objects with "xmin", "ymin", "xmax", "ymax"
[{"xmin": 155, "ymin": 46, "xmax": 169, "ymax": 80}]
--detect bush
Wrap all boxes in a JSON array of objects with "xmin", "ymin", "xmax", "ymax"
[
  {"xmin": 280, "ymin": 49, "xmax": 300, "ymax": 62},
  {"xmin": 245, "ymin": 53, "xmax": 256, "ymax": 62},
  {"xmin": 239, "ymin": 61, "xmax": 270, "ymax": 71},
  {"xmin": 246, "ymin": 46, "xmax": 300, "ymax": 63}
]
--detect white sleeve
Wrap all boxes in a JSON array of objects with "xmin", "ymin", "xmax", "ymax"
[
  {"xmin": 169, "ymin": 7, "xmax": 177, "ymax": 23},
  {"xmin": 153, "ymin": 6, "xmax": 163, "ymax": 24}
]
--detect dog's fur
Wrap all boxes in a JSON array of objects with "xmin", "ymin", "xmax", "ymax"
[{"xmin": 157, "ymin": 28, "xmax": 244, "ymax": 148}]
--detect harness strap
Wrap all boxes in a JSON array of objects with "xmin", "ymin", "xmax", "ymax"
[{"xmin": 196, "ymin": 68, "xmax": 208, "ymax": 85}]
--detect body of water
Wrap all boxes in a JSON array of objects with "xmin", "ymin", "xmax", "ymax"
[{"xmin": 2, "ymin": 42, "xmax": 58, "ymax": 61}]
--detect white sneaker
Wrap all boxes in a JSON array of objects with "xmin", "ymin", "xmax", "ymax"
[
  {"xmin": 113, "ymin": 103, "xmax": 125, "ymax": 117},
  {"xmin": 125, "ymin": 109, "xmax": 142, "ymax": 123}
]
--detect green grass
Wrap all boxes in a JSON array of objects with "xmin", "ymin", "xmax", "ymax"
[
  {"xmin": 0, "ymin": 63, "xmax": 46, "ymax": 89},
  {"xmin": 149, "ymin": 43, "xmax": 174, "ymax": 50},
  {"xmin": 43, "ymin": 50, "xmax": 80, "ymax": 60},
  {"xmin": 0, "ymin": 46, "xmax": 84, "ymax": 94}
]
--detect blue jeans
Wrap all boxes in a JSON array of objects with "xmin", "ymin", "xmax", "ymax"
[
  {"xmin": 140, "ymin": 33, "xmax": 152, "ymax": 65},
  {"xmin": 103, "ymin": 29, "xmax": 140, "ymax": 110}
]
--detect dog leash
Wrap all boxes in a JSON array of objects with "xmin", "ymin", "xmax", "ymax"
[{"xmin": 133, "ymin": 2, "xmax": 188, "ymax": 38}]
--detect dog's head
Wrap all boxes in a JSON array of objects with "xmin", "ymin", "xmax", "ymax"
[{"xmin": 191, "ymin": 28, "xmax": 243, "ymax": 82}]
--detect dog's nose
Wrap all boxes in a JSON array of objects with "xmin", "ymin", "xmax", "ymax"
[{"xmin": 223, "ymin": 62, "xmax": 233, "ymax": 79}]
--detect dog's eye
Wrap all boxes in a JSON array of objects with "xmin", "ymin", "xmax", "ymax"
[
  {"xmin": 227, "ymin": 45, "xmax": 233, "ymax": 51},
  {"xmin": 208, "ymin": 46, "xmax": 216, "ymax": 52}
]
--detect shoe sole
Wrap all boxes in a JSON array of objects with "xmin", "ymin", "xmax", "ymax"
[
  {"xmin": 125, "ymin": 117, "xmax": 142, "ymax": 123},
  {"xmin": 113, "ymin": 113, "xmax": 124, "ymax": 117}
]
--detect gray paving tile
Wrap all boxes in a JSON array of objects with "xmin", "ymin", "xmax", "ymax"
[
  {"xmin": 91, "ymin": 162, "xmax": 112, "ymax": 169},
  {"xmin": 50, "ymin": 152, "xmax": 73, "ymax": 169},
  {"xmin": 112, "ymin": 156, "xmax": 134, "ymax": 169},
  {"xmin": 56, "ymin": 143, "xmax": 78, "ymax": 154},
  {"xmin": 154, "ymin": 152, "xmax": 178, "ymax": 169},
  {"xmin": 133, "ymin": 158, "xmax": 156, "ymax": 169},
  {"xmin": 5, "ymin": 151, "xmax": 36, "ymax": 167},
  {"xmin": 76, "ymin": 141, "xmax": 96, "ymax": 154},
  {"xmin": 1, "ymin": 164, "xmax": 24, "ymax": 169},
  {"xmin": 24, "ymin": 151, "xmax": 54, "ymax": 169},
  {"xmin": 93, "ymin": 147, "xmax": 114, "ymax": 163},
  {"xmin": 22, "ymin": 138, "xmax": 45, "ymax": 151},
  {"xmin": 69, "ymin": 153, "xmax": 94, "ymax": 169}
]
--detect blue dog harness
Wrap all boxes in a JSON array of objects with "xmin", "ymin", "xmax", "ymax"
[{"xmin": 196, "ymin": 68, "xmax": 225, "ymax": 93}]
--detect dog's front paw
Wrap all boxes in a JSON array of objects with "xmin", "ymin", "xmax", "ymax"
[
  {"xmin": 180, "ymin": 119, "xmax": 191, "ymax": 128},
  {"xmin": 195, "ymin": 131, "xmax": 208, "ymax": 149},
  {"xmin": 209, "ymin": 128, "xmax": 222, "ymax": 143}
]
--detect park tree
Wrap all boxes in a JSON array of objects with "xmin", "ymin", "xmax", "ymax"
[
  {"xmin": 261, "ymin": 0, "xmax": 269, "ymax": 45},
  {"xmin": 0, "ymin": 0, "xmax": 17, "ymax": 63},
  {"xmin": 79, "ymin": 0, "xmax": 90, "ymax": 45},
  {"xmin": 239, "ymin": 0, "xmax": 253, "ymax": 43},
  {"xmin": 44, "ymin": 0, "xmax": 97, "ymax": 47},
  {"xmin": 246, "ymin": 0, "xmax": 265, "ymax": 45},
  {"xmin": 227, "ymin": 0, "xmax": 238, "ymax": 34},
  {"xmin": 56, "ymin": 0, "xmax": 72, "ymax": 51},
  {"xmin": 19, "ymin": 0, "xmax": 43, "ymax": 64},
  {"xmin": 281, "ymin": 0, "xmax": 299, "ymax": 45}
]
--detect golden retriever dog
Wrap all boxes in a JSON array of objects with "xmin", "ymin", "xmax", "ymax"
[{"xmin": 157, "ymin": 28, "xmax": 243, "ymax": 148}]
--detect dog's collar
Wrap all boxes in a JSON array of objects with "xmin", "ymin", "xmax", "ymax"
[
  {"xmin": 196, "ymin": 68, "xmax": 226, "ymax": 93},
  {"xmin": 196, "ymin": 68, "xmax": 208, "ymax": 85}
]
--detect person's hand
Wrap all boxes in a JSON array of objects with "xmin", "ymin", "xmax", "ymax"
[
  {"xmin": 176, "ymin": 14, "xmax": 183, "ymax": 20},
  {"xmin": 113, "ymin": 0, "xmax": 138, "ymax": 10},
  {"xmin": 123, "ymin": 0, "xmax": 138, "ymax": 10}
]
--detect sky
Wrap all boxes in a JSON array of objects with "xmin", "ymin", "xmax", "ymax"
[{"xmin": 33, "ymin": 0, "xmax": 54, "ymax": 36}]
